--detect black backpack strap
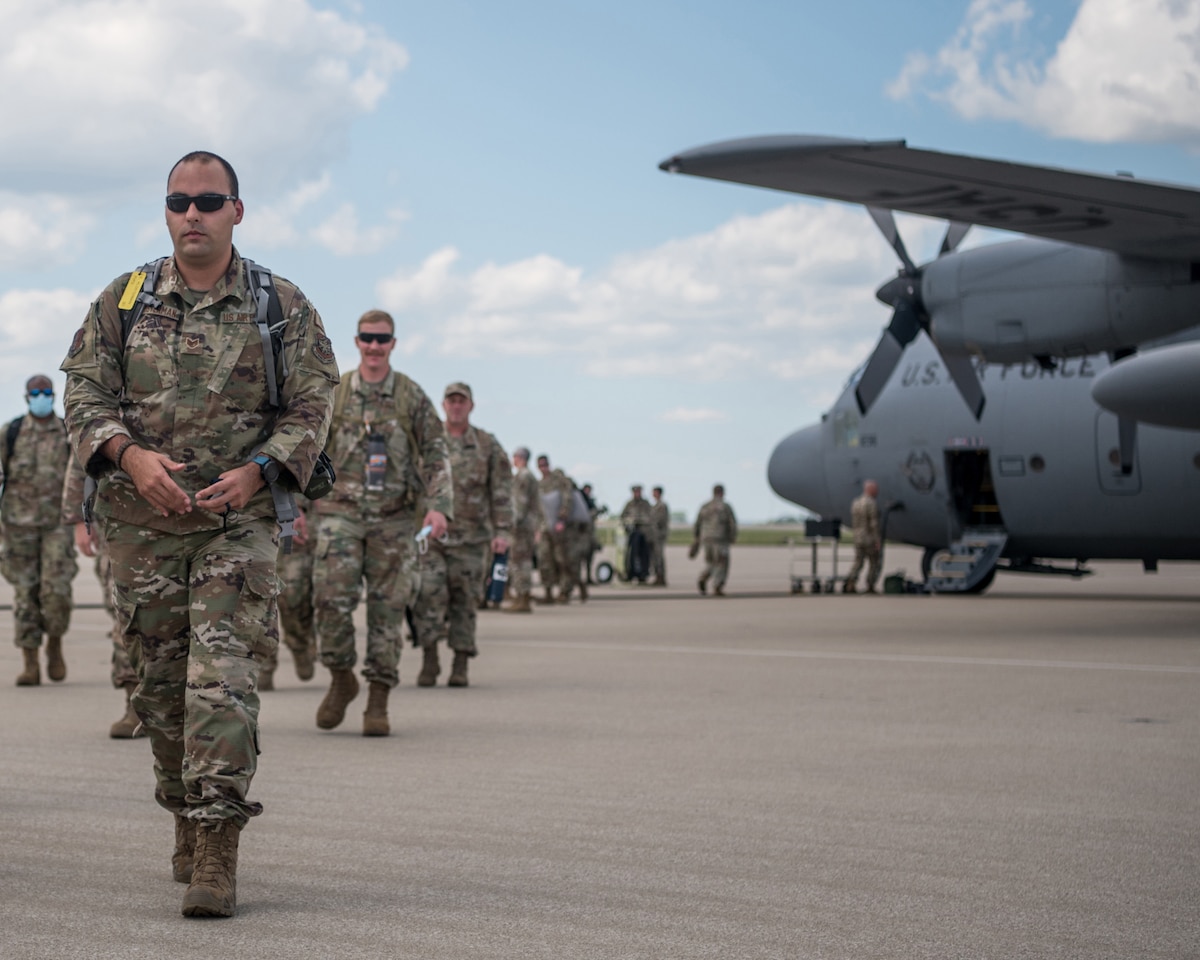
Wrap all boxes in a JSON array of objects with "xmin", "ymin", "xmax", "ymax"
[
  {"xmin": 118, "ymin": 257, "xmax": 167, "ymax": 346},
  {"xmin": 243, "ymin": 258, "xmax": 287, "ymax": 408},
  {"xmin": 5, "ymin": 416, "xmax": 21, "ymax": 464},
  {"xmin": 0, "ymin": 416, "xmax": 20, "ymax": 501}
]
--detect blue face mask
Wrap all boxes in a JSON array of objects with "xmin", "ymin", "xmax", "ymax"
[{"xmin": 28, "ymin": 393, "xmax": 54, "ymax": 418}]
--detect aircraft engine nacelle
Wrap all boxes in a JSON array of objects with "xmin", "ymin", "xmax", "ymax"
[{"xmin": 923, "ymin": 238, "xmax": 1200, "ymax": 363}]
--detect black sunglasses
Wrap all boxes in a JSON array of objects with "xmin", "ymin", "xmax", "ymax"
[
  {"xmin": 357, "ymin": 333, "xmax": 393, "ymax": 344},
  {"xmin": 27, "ymin": 388, "xmax": 53, "ymax": 397},
  {"xmin": 165, "ymin": 193, "xmax": 237, "ymax": 214}
]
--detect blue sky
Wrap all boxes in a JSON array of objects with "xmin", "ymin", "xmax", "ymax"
[{"xmin": 2, "ymin": 0, "xmax": 1198, "ymax": 520}]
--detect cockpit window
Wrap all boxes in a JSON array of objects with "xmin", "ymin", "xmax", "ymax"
[{"xmin": 833, "ymin": 409, "xmax": 860, "ymax": 448}]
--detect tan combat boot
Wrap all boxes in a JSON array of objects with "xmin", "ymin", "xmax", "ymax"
[
  {"xmin": 173, "ymin": 814, "xmax": 196, "ymax": 883},
  {"xmin": 362, "ymin": 682, "xmax": 390, "ymax": 737},
  {"xmin": 293, "ymin": 644, "xmax": 315, "ymax": 681},
  {"xmin": 45, "ymin": 636, "xmax": 66, "ymax": 682},
  {"xmin": 315, "ymin": 668, "xmax": 359, "ymax": 730},
  {"xmin": 181, "ymin": 820, "xmax": 240, "ymax": 918},
  {"xmin": 417, "ymin": 645, "xmax": 440, "ymax": 687},
  {"xmin": 110, "ymin": 682, "xmax": 144, "ymax": 739},
  {"xmin": 448, "ymin": 651, "xmax": 470, "ymax": 688},
  {"xmin": 15, "ymin": 647, "xmax": 39, "ymax": 686},
  {"xmin": 503, "ymin": 593, "xmax": 532, "ymax": 614}
]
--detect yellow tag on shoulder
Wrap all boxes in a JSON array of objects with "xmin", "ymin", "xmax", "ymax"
[{"xmin": 118, "ymin": 272, "xmax": 147, "ymax": 311}]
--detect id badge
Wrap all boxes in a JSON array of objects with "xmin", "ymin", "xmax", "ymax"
[{"xmin": 365, "ymin": 434, "xmax": 387, "ymax": 492}]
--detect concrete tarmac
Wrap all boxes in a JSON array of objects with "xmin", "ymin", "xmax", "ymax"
[{"xmin": 1, "ymin": 544, "xmax": 1198, "ymax": 959}]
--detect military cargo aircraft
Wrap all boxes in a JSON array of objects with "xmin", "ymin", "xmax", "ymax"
[{"xmin": 660, "ymin": 137, "xmax": 1200, "ymax": 592}]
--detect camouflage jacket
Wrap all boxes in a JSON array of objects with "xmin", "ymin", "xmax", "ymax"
[
  {"xmin": 61, "ymin": 250, "xmax": 339, "ymax": 535},
  {"xmin": 512, "ymin": 466, "xmax": 541, "ymax": 541},
  {"xmin": 537, "ymin": 468, "xmax": 574, "ymax": 530},
  {"xmin": 851, "ymin": 494, "xmax": 880, "ymax": 547},
  {"xmin": 694, "ymin": 497, "xmax": 737, "ymax": 544},
  {"xmin": 620, "ymin": 497, "xmax": 653, "ymax": 533},
  {"xmin": 1, "ymin": 413, "xmax": 72, "ymax": 529},
  {"xmin": 318, "ymin": 368, "xmax": 453, "ymax": 521},
  {"xmin": 442, "ymin": 425, "xmax": 512, "ymax": 548},
  {"xmin": 650, "ymin": 500, "xmax": 670, "ymax": 544}
]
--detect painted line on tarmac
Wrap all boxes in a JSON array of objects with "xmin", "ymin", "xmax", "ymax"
[{"xmin": 493, "ymin": 639, "xmax": 1200, "ymax": 675}]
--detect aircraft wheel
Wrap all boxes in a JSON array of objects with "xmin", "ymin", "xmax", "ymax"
[
  {"xmin": 921, "ymin": 547, "xmax": 938, "ymax": 581},
  {"xmin": 595, "ymin": 561, "xmax": 613, "ymax": 584}
]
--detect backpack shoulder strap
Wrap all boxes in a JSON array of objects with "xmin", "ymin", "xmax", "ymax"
[
  {"xmin": 118, "ymin": 257, "xmax": 167, "ymax": 347},
  {"xmin": 3, "ymin": 416, "xmax": 21, "ymax": 469},
  {"xmin": 243, "ymin": 258, "xmax": 286, "ymax": 408}
]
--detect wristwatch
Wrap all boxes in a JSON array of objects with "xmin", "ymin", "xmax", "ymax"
[{"xmin": 252, "ymin": 454, "xmax": 281, "ymax": 485}]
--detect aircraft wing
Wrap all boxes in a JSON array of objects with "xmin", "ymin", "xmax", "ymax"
[{"xmin": 659, "ymin": 136, "xmax": 1200, "ymax": 261}]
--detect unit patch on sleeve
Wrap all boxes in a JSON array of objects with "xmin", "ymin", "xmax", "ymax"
[{"xmin": 312, "ymin": 335, "xmax": 335, "ymax": 364}]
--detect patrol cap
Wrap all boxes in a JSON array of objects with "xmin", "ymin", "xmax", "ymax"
[{"xmin": 444, "ymin": 382, "xmax": 473, "ymax": 401}]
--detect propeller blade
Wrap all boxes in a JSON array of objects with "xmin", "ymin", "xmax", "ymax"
[
  {"xmin": 938, "ymin": 221, "xmax": 971, "ymax": 257},
  {"xmin": 938, "ymin": 350, "xmax": 987, "ymax": 420},
  {"xmin": 854, "ymin": 301, "xmax": 923, "ymax": 415},
  {"xmin": 866, "ymin": 206, "xmax": 916, "ymax": 274},
  {"xmin": 1117, "ymin": 416, "xmax": 1137, "ymax": 475}
]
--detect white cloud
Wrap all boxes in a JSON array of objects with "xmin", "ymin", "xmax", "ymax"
[
  {"xmin": 309, "ymin": 203, "xmax": 408, "ymax": 256},
  {"xmin": 658, "ymin": 407, "xmax": 730, "ymax": 423},
  {"xmin": 0, "ymin": 1, "xmax": 408, "ymax": 194},
  {"xmin": 0, "ymin": 193, "xmax": 92, "ymax": 267},
  {"xmin": 888, "ymin": 0, "xmax": 1200, "ymax": 144},
  {"xmin": 378, "ymin": 247, "xmax": 462, "ymax": 309},
  {"xmin": 375, "ymin": 201, "xmax": 936, "ymax": 405},
  {"xmin": 0, "ymin": 287, "xmax": 94, "ymax": 390}
]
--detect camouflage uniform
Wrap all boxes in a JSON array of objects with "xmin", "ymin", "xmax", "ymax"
[
  {"xmin": 62, "ymin": 456, "xmax": 134, "ymax": 688},
  {"xmin": 620, "ymin": 495, "xmax": 653, "ymax": 583},
  {"xmin": 0, "ymin": 411, "xmax": 77, "ymax": 653},
  {"xmin": 537, "ymin": 468, "xmax": 574, "ymax": 599},
  {"xmin": 846, "ymin": 493, "xmax": 882, "ymax": 592},
  {"xmin": 650, "ymin": 498, "xmax": 670, "ymax": 584},
  {"xmin": 411, "ymin": 425, "xmax": 512, "ymax": 655},
  {"xmin": 61, "ymin": 250, "xmax": 338, "ymax": 827},
  {"xmin": 694, "ymin": 496, "xmax": 738, "ymax": 592},
  {"xmin": 263, "ymin": 496, "xmax": 316, "ymax": 678},
  {"xmin": 313, "ymin": 369, "xmax": 452, "ymax": 687},
  {"xmin": 509, "ymin": 465, "xmax": 540, "ymax": 599}
]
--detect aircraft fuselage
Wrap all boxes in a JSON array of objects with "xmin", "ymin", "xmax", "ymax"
[{"xmin": 769, "ymin": 334, "xmax": 1200, "ymax": 562}]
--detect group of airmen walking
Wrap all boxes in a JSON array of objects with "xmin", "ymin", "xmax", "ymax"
[{"xmin": 1, "ymin": 150, "xmax": 752, "ymax": 921}]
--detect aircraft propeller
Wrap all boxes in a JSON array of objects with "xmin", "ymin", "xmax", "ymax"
[{"xmin": 854, "ymin": 209, "xmax": 986, "ymax": 420}]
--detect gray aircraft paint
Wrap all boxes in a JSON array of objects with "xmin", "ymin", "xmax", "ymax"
[{"xmin": 768, "ymin": 331, "xmax": 1200, "ymax": 562}]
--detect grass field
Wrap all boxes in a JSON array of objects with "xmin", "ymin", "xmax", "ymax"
[{"xmin": 595, "ymin": 522, "xmax": 841, "ymax": 547}]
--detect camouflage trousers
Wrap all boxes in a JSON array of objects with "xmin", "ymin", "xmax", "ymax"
[
  {"xmin": 92, "ymin": 534, "xmax": 136, "ymax": 687},
  {"xmin": 102, "ymin": 516, "xmax": 279, "ymax": 828},
  {"xmin": 536, "ymin": 531, "xmax": 561, "ymax": 594},
  {"xmin": 700, "ymin": 541, "xmax": 731, "ymax": 589},
  {"xmin": 650, "ymin": 536, "xmax": 667, "ymax": 582},
  {"xmin": 847, "ymin": 543, "xmax": 882, "ymax": 591},
  {"xmin": 508, "ymin": 531, "xmax": 536, "ymax": 597},
  {"xmin": 561, "ymin": 523, "xmax": 591, "ymax": 595},
  {"xmin": 265, "ymin": 534, "xmax": 315, "ymax": 671},
  {"xmin": 313, "ymin": 512, "xmax": 416, "ymax": 688},
  {"xmin": 0, "ymin": 523, "xmax": 76, "ymax": 649},
  {"xmin": 411, "ymin": 542, "xmax": 488, "ymax": 656}
]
